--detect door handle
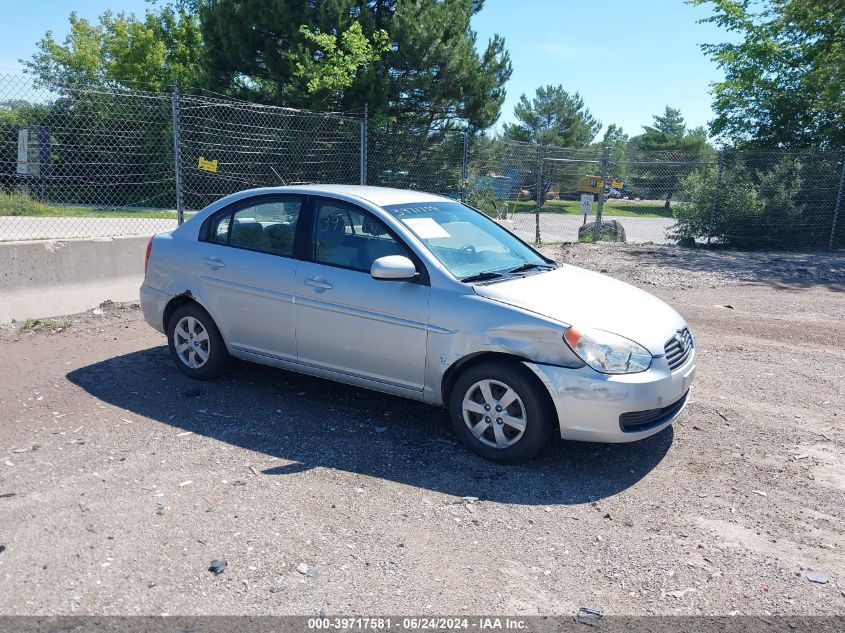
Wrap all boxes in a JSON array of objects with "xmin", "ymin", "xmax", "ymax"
[
  {"xmin": 304, "ymin": 277, "xmax": 333, "ymax": 291},
  {"xmin": 201, "ymin": 257, "xmax": 225, "ymax": 269}
]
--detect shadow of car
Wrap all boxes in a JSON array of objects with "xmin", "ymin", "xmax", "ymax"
[{"xmin": 66, "ymin": 345, "xmax": 673, "ymax": 506}]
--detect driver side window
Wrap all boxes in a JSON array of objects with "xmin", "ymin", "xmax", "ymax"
[{"xmin": 312, "ymin": 201, "xmax": 408, "ymax": 272}]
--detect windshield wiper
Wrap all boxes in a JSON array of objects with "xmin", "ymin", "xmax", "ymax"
[
  {"xmin": 460, "ymin": 271, "xmax": 504, "ymax": 283},
  {"xmin": 507, "ymin": 262, "xmax": 555, "ymax": 274}
]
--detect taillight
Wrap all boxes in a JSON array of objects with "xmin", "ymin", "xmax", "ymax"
[{"xmin": 144, "ymin": 236, "xmax": 154, "ymax": 275}]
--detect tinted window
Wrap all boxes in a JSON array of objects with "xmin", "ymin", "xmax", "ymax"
[
  {"xmin": 313, "ymin": 201, "xmax": 408, "ymax": 272},
  {"xmin": 210, "ymin": 198, "xmax": 301, "ymax": 256},
  {"xmin": 210, "ymin": 214, "xmax": 230, "ymax": 245}
]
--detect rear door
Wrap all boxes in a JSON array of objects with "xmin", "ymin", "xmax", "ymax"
[
  {"xmin": 194, "ymin": 194, "xmax": 304, "ymax": 360},
  {"xmin": 294, "ymin": 198, "xmax": 430, "ymax": 392}
]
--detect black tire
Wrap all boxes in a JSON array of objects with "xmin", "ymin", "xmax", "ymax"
[
  {"xmin": 448, "ymin": 361, "xmax": 555, "ymax": 463},
  {"xmin": 166, "ymin": 303, "xmax": 229, "ymax": 380}
]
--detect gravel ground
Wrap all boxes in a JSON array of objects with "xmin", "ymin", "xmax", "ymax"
[{"xmin": 0, "ymin": 244, "xmax": 843, "ymax": 616}]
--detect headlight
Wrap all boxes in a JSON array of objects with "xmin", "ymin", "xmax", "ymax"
[{"xmin": 564, "ymin": 326, "xmax": 652, "ymax": 374}]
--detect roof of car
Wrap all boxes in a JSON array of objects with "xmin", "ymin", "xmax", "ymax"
[{"xmin": 244, "ymin": 184, "xmax": 451, "ymax": 207}]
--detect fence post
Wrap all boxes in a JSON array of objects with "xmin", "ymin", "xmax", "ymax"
[
  {"xmin": 360, "ymin": 103, "xmax": 368, "ymax": 186},
  {"xmin": 829, "ymin": 148, "xmax": 845, "ymax": 250},
  {"xmin": 535, "ymin": 144, "xmax": 544, "ymax": 244},
  {"xmin": 708, "ymin": 148, "xmax": 726, "ymax": 245},
  {"xmin": 171, "ymin": 82, "xmax": 184, "ymax": 226},
  {"xmin": 593, "ymin": 146, "xmax": 610, "ymax": 241},
  {"xmin": 460, "ymin": 131, "xmax": 469, "ymax": 203}
]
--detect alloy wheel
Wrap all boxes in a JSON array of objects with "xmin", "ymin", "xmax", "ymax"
[
  {"xmin": 173, "ymin": 315, "xmax": 211, "ymax": 369},
  {"xmin": 461, "ymin": 379, "xmax": 527, "ymax": 449}
]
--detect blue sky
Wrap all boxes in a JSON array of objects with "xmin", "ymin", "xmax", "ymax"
[{"xmin": 0, "ymin": 0, "xmax": 730, "ymax": 138}]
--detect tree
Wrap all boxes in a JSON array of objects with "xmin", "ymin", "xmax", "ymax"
[
  {"xmin": 502, "ymin": 85, "xmax": 600, "ymax": 147},
  {"xmin": 648, "ymin": 106, "xmax": 686, "ymax": 139},
  {"xmin": 23, "ymin": 4, "xmax": 206, "ymax": 91},
  {"xmin": 598, "ymin": 124, "xmax": 629, "ymax": 180},
  {"xmin": 671, "ymin": 153, "xmax": 832, "ymax": 248},
  {"xmin": 198, "ymin": 0, "xmax": 511, "ymax": 131},
  {"xmin": 690, "ymin": 0, "xmax": 845, "ymax": 148},
  {"xmin": 627, "ymin": 107, "xmax": 714, "ymax": 207},
  {"xmin": 292, "ymin": 23, "xmax": 390, "ymax": 109},
  {"xmin": 634, "ymin": 106, "xmax": 710, "ymax": 153}
]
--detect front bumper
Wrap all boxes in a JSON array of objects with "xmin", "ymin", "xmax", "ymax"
[{"xmin": 524, "ymin": 348, "xmax": 695, "ymax": 443}]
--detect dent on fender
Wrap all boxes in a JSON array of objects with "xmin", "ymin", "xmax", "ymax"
[
  {"xmin": 485, "ymin": 324, "xmax": 576, "ymax": 366},
  {"xmin": 424, "ymin": 321, "xmax": 583, "ymax": 406}
]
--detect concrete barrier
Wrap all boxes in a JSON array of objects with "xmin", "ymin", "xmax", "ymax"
[{"xmin": 0, "ymin": 235, "xmax": 148, "ymax": 323}]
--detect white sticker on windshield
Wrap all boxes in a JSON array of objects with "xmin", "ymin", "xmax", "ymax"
[{"xmin": 402, "ymin": 217, "xmax": 451, "ymax": 239}]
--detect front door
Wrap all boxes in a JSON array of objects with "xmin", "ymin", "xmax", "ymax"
[
  {"xmin": 194, "ymin": 195, "xmax": 304, "ymax": 360},
  {"xmin": 294, "ymin": 198, "xmax": 430, "ymax": 392}
]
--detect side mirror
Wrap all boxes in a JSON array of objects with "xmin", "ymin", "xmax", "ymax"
[{"xmin": 370, "ymin": 255, "xmax": 417, "ymax": 281}]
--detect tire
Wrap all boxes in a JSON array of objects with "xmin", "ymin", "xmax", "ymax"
[
  {"xmin": 448, "ymin": 361, "xmax": 555, "ymax": 463},
  {"xmin": 166, "ymin": 303, "xmax": 229, "ymax": 380}
]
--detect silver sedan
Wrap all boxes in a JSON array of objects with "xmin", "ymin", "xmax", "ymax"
[{"xmin": 140, "ymin": 185, "xmax": 695, "ymax": 462}]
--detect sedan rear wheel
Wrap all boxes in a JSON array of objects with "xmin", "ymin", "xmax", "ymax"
[
  {"xmin": 174, "ymin": 315, "xmax": 210, "ymax": 369},
  {"xmin": 167, "ymin": 303, "xmax": 228, "ymax": 379},
  {"xmin": 449, "ymin": 361, "xmax": 554, "ymax": 463}
]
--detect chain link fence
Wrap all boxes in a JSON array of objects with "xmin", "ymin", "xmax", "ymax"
[
  {"xmin": 0, "ymin": 74, "xmax": 178, "ymax": 241},
  {"xmin": 2, "ymin": 74, "xmax": 843, "ymax": 249}
]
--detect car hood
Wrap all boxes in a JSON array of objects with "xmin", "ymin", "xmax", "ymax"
[{"xmin": 472, "ymin": 265, "xmax": 687, "ymax": 355}]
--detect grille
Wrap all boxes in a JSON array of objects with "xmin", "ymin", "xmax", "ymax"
[
  {"xmin": 664, "ymin": 328, "xmax": 693, "ymax": 371},
  {"xmin": 619, "ymin": 390, "xmax": 690, "ymax": 433}
]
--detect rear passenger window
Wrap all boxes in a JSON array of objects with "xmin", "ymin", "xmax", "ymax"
[
  {"xmin": 210, "ymin": 214, "xmax": 230, "ymax": 245},
  {"xmin": 313, "ymin": 201, "xmax": 407, "ymax": 272},
  {"xmin": 210, "ymin": 198, "xmax": 301, "ymax": 256}
]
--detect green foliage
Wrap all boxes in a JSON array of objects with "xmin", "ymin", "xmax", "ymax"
[
  {"xmin": 672, "ymin": 152, "xmax": 838, "ymax": 248},
  {"xmin": 648, "ymin": 106, "xmax": 686, "ymax": 139},
  {"xmin": 509, "ymin": 199, "xmax": 671, "ymax": 218},
  {"xmin": 464, "ymin": 174, "xmax": 509, "ymax": 219},
  {"xmin": 690, "ymin": 0, "xmax": 845, "ymax": 148},
  {"xmin": 633, "ymin": 106, "xmax": 711, "ymax": 154},
  {"xmin": 199, "ymin": 0, "xmax": 511, "ymax": 130},
  {"xmin": 0, "ymin": 191, "xmax": 177, "ymax": 218},
  {"xmin": 18, "ymin": 316, "xmax": 73, "ymax": 332},
  {"xmin": 599, "ymin": 123, "xmax": 629, "ymax": 180},
  {"xmin": 23, "ymin": 4, "xmax": 206, "ymax": 91},
  {"xmin": 502, "ymin": 85, "xmax": 600, "ymax": 147},
  {"xmin": 292, "ymin": 23, "xmax": 390, "ymax": 108},
  {"xmin": 627, "ymin": 106, "xmax": 715, "ymax": 203}
]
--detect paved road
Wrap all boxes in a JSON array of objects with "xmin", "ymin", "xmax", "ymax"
[
  {"xmin": 2, "ymin": 213, "xmax": 675, "ymax": 243},
  {"xmin": 0, "ymin": 216, "xmax": 178, "ymax": 241},
  {"xmin": 511, "ymin": 213, "xmax": 676, "ymax": 244}
]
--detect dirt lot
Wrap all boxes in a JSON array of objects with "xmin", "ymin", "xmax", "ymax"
[{"xmin": 0, "ymin": 244, "xmax": 843, "ymax": 616}]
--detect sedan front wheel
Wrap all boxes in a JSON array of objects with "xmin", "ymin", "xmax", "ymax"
[{"xmin": 449, "ymin": 361, "xmax": 554, "ymax": 463}]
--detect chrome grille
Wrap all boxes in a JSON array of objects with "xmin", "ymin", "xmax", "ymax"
[{"xmin": 664, "ymin": 328, "xmax": 693, "ymax": 371}]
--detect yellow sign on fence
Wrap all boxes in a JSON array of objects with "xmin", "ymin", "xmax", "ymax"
[{"xmin": 198, "ymin": 156, "xmax": 218, "ymax": 173}]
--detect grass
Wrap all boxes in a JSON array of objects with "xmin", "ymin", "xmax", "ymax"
[
  {"xmin": 508, "ymin": 198, "xmax": 673, "ymax": 218},
  {"xmin": 0, "ymin": 192, "xmax": 178, "ymax": 219},
  {"xmin": 19, "ymin": 316, "xmax": 73, "ymax": 332},
  {"xmin": 576, "ymin": 230, "xmax": 624, "ymax": 244}
]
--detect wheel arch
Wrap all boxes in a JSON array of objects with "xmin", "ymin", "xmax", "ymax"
[
  {"xmin": 162, "ymin": 292, "xmax": 222, "ymax": 338},
  {"xmin": 440, "ymin": 351, "xmax": 553, "ymax": 408}
]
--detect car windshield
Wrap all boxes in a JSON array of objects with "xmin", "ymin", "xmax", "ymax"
[{"xmin": 382, "ymin": 201, "xmax": 552, "ymax": 281}]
